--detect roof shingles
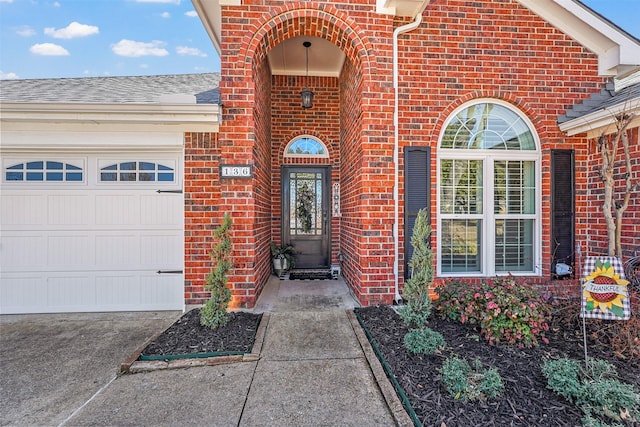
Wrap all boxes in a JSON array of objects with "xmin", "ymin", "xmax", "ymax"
[{"xmin": 0, "ymin": 73, "xmax": 220, "ymax": 105}]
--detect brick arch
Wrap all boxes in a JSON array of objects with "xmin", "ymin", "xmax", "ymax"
[
  {"xmin": 278, "ymin": 131, "xmax": 337, "ymax": 164},
  {"xmin": 242, "ymin": 2, "xmax": 376, "ymax": 81},
  {"xmin": 430, "ymin": 92, "xmax": 546, "ymax": 145}
]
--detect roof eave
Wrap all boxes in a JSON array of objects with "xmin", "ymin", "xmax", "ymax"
[
  {"xmin": 516, "ymin": 0, "xmax": 640, "ymax": 78},
  {"xmin": 558, "ymin": 95, "xmax": 640, "ymax": 137},
  {"xmin": 0, "ymin": 102, "xmax": 221, "ymax": 131}
]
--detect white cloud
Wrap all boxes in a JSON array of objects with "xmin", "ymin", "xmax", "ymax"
[
  {"xmin": 185, "ymin": 10, "xmax": 197, "ymax": 17},
  {"xmin": 135, "ymin": 0, "xmax": 180, "ymax": 4},
  {"xmin": 53, "ymin": 1, "xmax": 60, "ymax": 6},
  {"xmin": 161, "ymin": 12, "xmax": 170, "ymax": 18},
  {"xmin": 16, "ymin": 26, "xmax": 36, "ymax": 37},
  {"xmin": 140, "ymin": 64, "xmax": 149, "ymax": 69},
  {"xmin": 30, "ymin": 43, "xmax": 70, "ymax": 56},
  {"xmin": 176, "ymin": 46, "xmax": 207, "ymax": 57},
  {"xmin": 0, "ymin": 0, "xmax": 15, "ymax": 3},
  {"xmin": 111, "ymin": 39, "xmax": 169, "ymax": 57},
  {"xmin": 0, "ymin": 71, "xmax": 19, "ymax": 79},
  {"xmin": 44, "ymin": 22, "xmax": 99, "ymax": 39}
]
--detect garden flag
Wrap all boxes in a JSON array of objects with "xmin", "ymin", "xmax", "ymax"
[{"xmin": 581, "ymin": 256, "xmax": 630, "ymax": 320}]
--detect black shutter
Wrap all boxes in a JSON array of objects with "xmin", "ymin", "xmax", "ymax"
[
  {"xmin": 551, "ymin": 149, "xmax": 575, "ymax": 278},
  {"xmin": 404, "ymin": 146, "xmax": 430, "ymax": 278}
]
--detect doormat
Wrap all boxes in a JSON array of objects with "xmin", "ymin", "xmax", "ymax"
[{"xmin": 288, "ymin": 270, "xmax": 332, "ymax": 280}]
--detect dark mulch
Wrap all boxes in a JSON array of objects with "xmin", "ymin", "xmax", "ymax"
[
  {"xmin": 140, "ymin": 309, "xmax": 262, "ymax": 357},
  {"xmin": 355, "ymin": 305, "xmax": 640, "ymax": 427}
]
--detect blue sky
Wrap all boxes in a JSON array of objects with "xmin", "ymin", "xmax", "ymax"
[{"xmin": 0, "ymin": 0, "xmax": 638, "ymax": 80}]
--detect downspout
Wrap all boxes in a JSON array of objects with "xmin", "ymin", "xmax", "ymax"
[{"xmin": 392, "ymin": 12, "xmax": 423, "ymax": 304}]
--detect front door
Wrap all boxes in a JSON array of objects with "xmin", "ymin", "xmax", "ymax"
[{"xmin": 282, "ymin": 166, "xmax": 330, "ymax": 269}]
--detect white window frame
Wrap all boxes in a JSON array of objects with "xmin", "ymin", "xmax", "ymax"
[
  {"xmin": 436, "ymin": 99, "xmax": 542, "ymax": 277},
  {"xmin": 97, "ymin": 159, "xmax": 177, "ymax": 186},
  {"xmin": 1, "ymin": 157, "xmax": 86, "ymax": 186},
  {"xmin": 283, "ymin": 135, "xmax": 329, "ymax": 158}
]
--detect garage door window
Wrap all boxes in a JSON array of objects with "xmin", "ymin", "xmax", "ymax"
[
  {"xmin": 4, "ymin": 160, "xmax": 83, "ymax": 182},
  {"xmin": 100, "ymin": 161, "xmax": 175, "ymax": 183}
]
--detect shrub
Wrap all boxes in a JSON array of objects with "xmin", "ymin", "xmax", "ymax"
[
  {"xmin": 400, "ymin": 208, "xmax": 433, "ymax": 329},
  {"xmin": 439, "ymin": 356, "xmax": 504, "ymax": 401},
  {"xmin": 542, "ymin": 357, "xmax": 640, "ymax": 424},
  {"xmin": 436, "ymin": 277, "xmax": 551, "ymax": 347},
  {"xmin": 403, "ymin": 327, "xmax": 446, "ymax": 355},
  {"xmin": 200, "ymin": 213, "xmax": 232, "ymax": 329}
]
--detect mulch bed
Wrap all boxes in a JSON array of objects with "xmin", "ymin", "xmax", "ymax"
[
  {"xmin": 355, "ymin": 305, "xmax": 640, "ymax": 427},
  {"xmin": 140, "ymin": 308, "xmax": 262, "ymax": 357}
]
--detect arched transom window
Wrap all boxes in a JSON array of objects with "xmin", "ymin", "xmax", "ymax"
[
  {"xmin": 284, "ymin": 136, "xmax": 329, "ymax": 158},
  {"xmin": 437, "ymin": 100, "xmax": 540, "ymax": 276}
]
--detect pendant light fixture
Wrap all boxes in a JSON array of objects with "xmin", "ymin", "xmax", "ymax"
[{"xmin": 301, "ymin": 41, "xmax": 314, "ymax": 109}]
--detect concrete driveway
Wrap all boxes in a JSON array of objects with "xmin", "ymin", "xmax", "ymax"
[{"xmin": 0, "ymin": 311, "xmax": 180, "ymax": 426}]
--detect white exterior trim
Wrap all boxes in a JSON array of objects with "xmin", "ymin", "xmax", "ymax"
[
  {"xmin": 517, "ymin": 0, "xmax": 640, "ymax": 78},
  {"xmin": 435, "ymin": 99, "xmax": 543, "ymax": 278},
  {"xmin": 558, "ymin": 96, "xmax": 640, "ymax": 138},
  {"xmin": 0, "ymin": 102, "xmax": 220, "ymax": 132}
]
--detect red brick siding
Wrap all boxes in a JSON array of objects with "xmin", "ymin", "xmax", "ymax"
[
  {"xmin": 195, "ymin": 0, "xmax": 624, "ymax": 307},
  {"xmin": 184, "ymin": 132, "xmax": 221, "ymax": 305},
  {"xmin": 584, "ymin": 127, "xmax": 640, "ymax": 259},
  {"xmin": 270, "ymin": 75, "xmax": 341, "ymax": 261},
  {"xmin": 396, "ymin": 0, "xmax": 605, "ymax": 288}
]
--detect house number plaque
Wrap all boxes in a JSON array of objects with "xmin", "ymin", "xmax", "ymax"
[{"xmin": 220, "ymin": 165, "xmax": 253, "ymax": 178}]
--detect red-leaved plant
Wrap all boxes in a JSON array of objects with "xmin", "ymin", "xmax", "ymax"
[{"xmin": 436, "ymin": 277, "xmax": 551, "ymax": 348}]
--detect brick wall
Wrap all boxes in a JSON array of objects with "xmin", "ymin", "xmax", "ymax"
[
  {"xmin": 584, "ymin": 127, "xmax": 640, "ymax": 259},
  {"xmin": 184, "ymin": 132, "xmax": 221, "ymax": 305},
  {"xmin": 194, "ymin": 0, "xmax": 622, "ymax": 307},
  {"xmin": 271, "ymin": 75, "xmax": 341, "ymax": 260},
  {"xmin": 395, "ymin": 0, "xmax": 605, "ymax": 285}
]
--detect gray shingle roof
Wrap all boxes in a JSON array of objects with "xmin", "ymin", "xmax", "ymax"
[
  {"xmin": 0, "ymin": 73, "xmax": 220, "ymax": 104},
  {"xmin": 558, "ymin": 80, "xmax": 640, "ymax": 123}
]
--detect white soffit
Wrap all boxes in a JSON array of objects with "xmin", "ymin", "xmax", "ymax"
[
  {"xmin": 377, "ymin": 0, "xmax": 430, "ymax": 17},
  {"xmin": 517, "ymin": 0, "xmax": 640, "ymax": 78}
]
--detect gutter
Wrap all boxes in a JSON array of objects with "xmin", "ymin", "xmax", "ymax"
[{"xmin": 392, "ymin": 11, "xmax": 424, "ymax": 304}]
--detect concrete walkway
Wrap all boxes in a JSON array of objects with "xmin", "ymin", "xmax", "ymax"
[{"xmin": 1, "ymin": 277, "xmax": 408, "ymax": 426}]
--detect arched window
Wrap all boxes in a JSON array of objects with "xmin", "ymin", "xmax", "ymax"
[
  {"xmin": 5, "ymin": 160, "xmax": 83, "ymax": 182},
  {"xmin": 99, "ymin": 161, "xmax": 175, "ymax": 182},
  {"xmin": 437, "ymin": 100, "xmax": 540, "ymax": 276},
  {"xmin": 284, "ymin": 136, "xmax": 329, "ymax": 158}
]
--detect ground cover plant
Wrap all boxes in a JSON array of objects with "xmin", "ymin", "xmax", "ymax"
[{"xmin": 356, "ymin": 302, "xmax": 640, "ymax": 426}]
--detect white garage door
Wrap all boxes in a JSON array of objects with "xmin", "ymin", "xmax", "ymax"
[{"xmin": 0, "ymin": 152, "xmax": 184, "ymax": 314}]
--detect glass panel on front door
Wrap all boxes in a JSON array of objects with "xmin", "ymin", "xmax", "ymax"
[{"xmin": 289, "ymin": 172, "xmax": 323, "ymax": 236}]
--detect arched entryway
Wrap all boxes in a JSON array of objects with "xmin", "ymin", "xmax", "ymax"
[{"xmin": 215, "ymin": 4, "xmax": 397, "ymax": 307}]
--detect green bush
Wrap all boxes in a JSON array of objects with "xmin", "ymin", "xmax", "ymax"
[
  {"xmin": 439, "ymin": 356, "xmax": 504, "ymax": 401},
  {"xmin": 436, "ymin": 277, "xmax": 551, "ymax": 348},
  {"xmin": 542, "ymin": 357, "xmax": 640, "ymax": 424},
  {"xmin": 400, "ymin": 208, "xmax": 434, "ymax": 329},
  {"xmin": 403, "ymin": 327, "xmax": 446, "ymax": 355},
  {"xmin": 200, "ymin": 213, "xmax": 232, "ymax": 329}
]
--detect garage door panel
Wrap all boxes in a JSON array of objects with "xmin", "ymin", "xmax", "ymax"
[
  {"xmin": 96, "ymin": 275, "xmax": 140, "ymax": 305},
  {"xmin": 48, "ymin": 194, "xmax": 90, "ymax": 226},
  {"xmin": 0, "ymin": 276, "xmax": 47, "ymax": 312},
  {"xmin": 48, "ymin": 235, "xmax": 91, "ymax": 267},
  {"xmin": 1, "ymin": 151, "xmax": 184, "ymax": 314},
  {"xmin": 1, "ymin": 234, "xmax": 47, "ymax": 268},
  {"xmin": 95, "ymin": 234, "xmax": 140, "ymax": 267},
  {"xmin": 95, "ymin": 194, "xmax": 140, "ymax": 226},
  {"xmin": 141, "ymin": 194, "xmax": 182, "ymax": 226},
  {"xmin": 47, "ymin": 276, "xmax": 95, "ymax": 308},
  {"xmin": 140, "ymin": 234, "xmax": 183, "ymax": 266},
  {"xmin": 141, "ymin": 275, "xmax": 183, "ymax": 306},
  {"xmin": 1, "ymin": 194, "xmax": 45, "ymax": 226}
]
